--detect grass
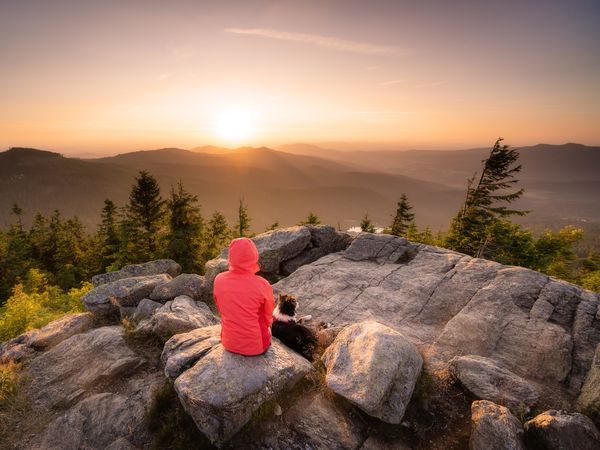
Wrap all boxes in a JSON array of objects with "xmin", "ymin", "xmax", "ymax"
[
  {"xmin": 0, "ymin": 361, "xmax": 34, "ymax": 446},
  {"xmin": 145, "ymin": 380, "xmax": 214, "ymax": 450}
]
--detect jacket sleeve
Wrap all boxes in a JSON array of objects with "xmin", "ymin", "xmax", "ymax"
[{"xmin": 263, "ymin": 283, "xmax": 275, "ymax": 328}]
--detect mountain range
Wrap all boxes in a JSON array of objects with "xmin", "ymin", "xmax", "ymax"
[{"xmin": 0, "ymin": 143, "xmax": 598, "ymax": 233}]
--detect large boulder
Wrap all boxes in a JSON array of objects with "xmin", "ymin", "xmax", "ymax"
[
  {"xmin": 273, "ymin": 232, "xmax": 600, "ymax": 406},
  {"xmin": 173, "ymin": 338, "xmax": 313, "ymax": 446},
  {"xmin": 131, "ymin": 298, "xmax": 163, "ymax": 323},
  {"xmin": 524, "ymin": 409, "xmax": 600, "ymax": 450},
  {"xmin": 38, "ymin": 393, "xmax": 146, "ymax": 450},
  {"xmin": 161, "ymin": 325, "xmax": 221, "ymax": 379},
  {"xmin": 91, "ymin": 259, "xmax": 181, "ymax": 286},
  {"xmin": 83, "ymin": 274, "xmax": 171, "ymax": 317},
  {"xmin": 135, "ymin": 295, "xmax": 219, "ymax": 338},
  {"xmin": 578, "ymin": 343, "xmax": 600, "ymax": 425},
  {"xmin": 469, "ymin": 400, "xmax": 525, "ymax": 450},
  {"xmin": 26, "ymin": 313, "xmax": 95, "ymax": 351},
  {"xmin": 449, "ymin": 355, "xmax": 539, "ymax": 415},
  {"xmin": 149, "ymin": 273, "xmax": 206, "ymax": 302},
  {"xmin": 321, "ymin": 321, "xmax": 423, "ymax": 424},
  {"xmin": 27, "ymin": 326, "xmax": 145, "ymax": 408}
]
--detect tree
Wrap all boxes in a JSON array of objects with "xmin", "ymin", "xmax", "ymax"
[
  {"xmin": 0, "ymin": 205, "xmax": 33, "ymax": 302},
  {"xmin": 203, "ymin": 211, "xmax": 231, "ymax": 263},
  {"xmin": 125, "ymin": 171, "xmax": 165, "ymax": 261},
  {"xmin": 97, "ymin": 199, "xmax": 120, "ymax": 271},
  {"xmin": 234, "ymin": 199, "xmax": 251, "ymax": 237},
  {"xmin": 445, "ymin": 138, "xmax": 527, "ymax": 257},
  {"xmin": 164, "ymin": 182, "xmax": 204, "ymax": 272},
  {"xmin": 360, "ymin": 213, "xmax": 376, "ymax": 233},
  {"xmin": 299, "ymin": 212, "xmax": 320, "ymax": 226},
  {"xmin": 390, "ymin": 194, "xmax": 414, "ymax": 236},
  {"xmin": 266, "ymin": 221, "xmax": 280, "ymax": 232}
]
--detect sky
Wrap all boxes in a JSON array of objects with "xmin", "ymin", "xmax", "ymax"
[{"xmin": 1, "ymin": 0, "xmax": 599, "ymax": 154}]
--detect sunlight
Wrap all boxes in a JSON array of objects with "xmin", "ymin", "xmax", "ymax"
[{"xmin": 214, "ymin": 108, "xmax": 256, "ymax": 142}]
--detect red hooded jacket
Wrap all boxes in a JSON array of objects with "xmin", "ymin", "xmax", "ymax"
[{"xmin": 213, "ymin": 238, "xmax": 275, "ymax": 356}]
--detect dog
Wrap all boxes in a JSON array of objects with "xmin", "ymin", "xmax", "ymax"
[{"xmin": 271, "ymin": 294, "xmax": 318, "ymax": 361}]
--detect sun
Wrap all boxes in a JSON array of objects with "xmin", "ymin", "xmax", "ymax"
[{"xmin": 214, "ymin": 108, "xmax": 256, "ymax": 142}]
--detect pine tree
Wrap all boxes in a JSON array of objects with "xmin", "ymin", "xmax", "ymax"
[
  {"xmin": 299, "ymin": 212, "xmax": 320, "ymax": 226},
  {"xmin": 266, "ymin": 221, "xmax": 280, "ymax": 232},
  {"xmin": 97, "ymin": 199, "xmax": 120, "ymax": 271},
  {"xmin": 0, "ymin": 205, "xmax": 33, "ymax": 302},
  {"xmin": 390, "ymin": 194, "xmax": 414, "ymax": 236},
  {"xmin": 164, "ymin": 181, "xmax": 204, "ymax": 272},
  {"xmin": 125, "ymin": 171, "xmax": 165, "ymax": 261},
  {"xmin": 234, "ymin": 199, "xmax": 251, "ymax": 237},
  {"xmin": 203, "ymin": 211, "xmax": 231, "ymax": 262},
  {"xmin": 360, "ymin": 213, "xmax": 376, "ymax": 233},
  {"xmin": 445, "ymin": 138, "xmax": 527, "ymax": 257}
]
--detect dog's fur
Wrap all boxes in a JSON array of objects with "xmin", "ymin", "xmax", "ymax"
[{"xmin": 271, "ymin": 294, "xmax": 318, "ymax": 361}]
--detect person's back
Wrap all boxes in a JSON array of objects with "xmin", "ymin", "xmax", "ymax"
[{"xmin": 213, "ymin": 238, "xmax": 275, "ymax": 356}]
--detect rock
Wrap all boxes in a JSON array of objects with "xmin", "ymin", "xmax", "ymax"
[
  {"xmin": 39, "ymin": 393, "xmax": 145, "ymax": 450},
  {"xmin": 135, "ymin": 295, "xmax": 219, "ymax": 338},
  {"xmin": 26, "ymin": 313, "xmax": 95, "ymax": 351},
  {"xmin": 317, "ymin": 326, "xmax": 345, "ymax": 349},
  {"xmin": 91, "ymin": 259, "xmax": 181, "ymax": 286},
  {"xmin": 578, "ymin": 343, "xmax": 600, "ymax": 425},
  {"xmin": 174, "ymin": 338, "xmax": 313, "ymax": 446},
  {"xmin": 27, "ymin": 326, "xmax": 145, "ymax": 408},
  {"xmin": 469, "ymin": 400, "xmax": 525, "ymax": 450},
  {"xmin": 360, "ymin": 436, "xmax": 413, "ymax": 450},
  {"xmin": 280, "ymin": 225, "xmax": 352, "ymax": 275},
  {"xmin": 524, "ymin": 409, "xmax": 600, "ymax": 450},
  {"xmin": 321, "ymin": 321, "xmax": 423, "ymax": 423},
  {"xmin": 149, "ymin": 273, "xmax": 206, "ymax": 302},
  {"xmin": 83, "ymin": 274, "xmax": 172, "ymax": 317},
  {"xmin": 131, "ymin": 298, "xmax": 163, "ymax": 323},
  {"xmin": 203, "ymin": 257, "xmax": 229, "ymax": 302},
  {"xmin": 161, "ymin": 325, "xmax": 222, "ymax": 379},
  {"xmin": 343, "ymin": 233, "xmax": 420, "ymax": 264},
  {"xmin": 449, "ymin": 355, "xmax": 539, "ymax": 415},
  {"xmin": 0, "ymin": 329, "xmax": 39, "ymax": 362}
]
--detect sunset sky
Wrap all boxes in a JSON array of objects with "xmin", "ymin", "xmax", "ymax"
[{"xmin": 1, "ymin": 0, "xmax": 599, "ymax": 154}]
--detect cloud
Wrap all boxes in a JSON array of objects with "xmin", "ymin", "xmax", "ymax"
[
  {"xmin": 381, "ymin": 79, "xmax": 407, "ymax": 86},
  {"xmin": 224, "ymin": 28, "xmax": 398, "ymax": 55}
]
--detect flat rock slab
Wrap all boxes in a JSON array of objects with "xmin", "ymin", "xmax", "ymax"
[
  {"xmin": 449, "ymin": 355, "xmax": 539, "ymax": 415},
  {"xmin": 322, "ymin": 321, "xmax": 423, "ymax": 424},
  {"xmin": 39, "ymin": 393, "xmax": 145, "ymax": 450},
  {"xmin": 136, "ymin": 295, "xmax": 219, "ymax": 338},
  {"xmin": 27, "ymin": 326, "xmax": 145, "ymax": 408},
  {"xmin": 83, "ymin": 274, "xmax": 172, "ymax": 317},
  {"xmin": 524, "ymin": 409, "xmax": 600, "ymax": 450},
  {"xmin": 27, "ymin": 312, "xmax": 95, "ymax": 351},
  {"xmin": 470, "ymin": 400, "xmax": 525, "ymax": 450},
  {"xmin": 91, "ymin": 259, "xmax": 181, "ymax": 286},
  {"xmin": 149, "ymin": 273, "xmax": 206, "ymax": 302},
  {"xmin": 174, "ymin": 338, "xmax": 313, "ymax": 447},
  {"xmin": 162, "ymin": 325, "xmax": 222, "ymax": 380}
]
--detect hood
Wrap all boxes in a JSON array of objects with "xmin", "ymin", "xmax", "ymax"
[{"xmin": 228, "ymin": 237, "xmax": 260, "ymax": 273}]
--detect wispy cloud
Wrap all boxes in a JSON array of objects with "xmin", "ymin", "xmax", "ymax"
[
  {"xmin": 224, "ymin": 28, "xmax": 398, "ymax": 55},
  {"xmin": 381, "ymin": 79, "xmax": 407, "ymax": 86}
]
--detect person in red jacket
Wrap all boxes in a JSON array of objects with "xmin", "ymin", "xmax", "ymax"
[{"xmin": 213, "ymin": 237, "xmax": 275, "ymax": 356}]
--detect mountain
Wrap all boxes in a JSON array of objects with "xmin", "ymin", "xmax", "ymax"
[{"xmin": 0, "ymin": 146, "xmax": 463, "ymax": 232}]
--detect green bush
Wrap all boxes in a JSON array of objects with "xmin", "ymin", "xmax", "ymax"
[{"xmin": 0, "ymin": 269, "xmax": 90, "ymax": 341}]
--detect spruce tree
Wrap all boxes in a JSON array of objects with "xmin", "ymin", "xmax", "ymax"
[
  {"xmin": 98, "ymin": 199, "xmax": 120, "ymax": 271},
  {"xmin": 299, "ymin": 212, "xmax": 320, "ymax": 226},
  {"xmin": 203, "ymin": 211, "xmax": 230, "ymax": 262},
  {"xmin": 445, "ymin": 138, "xmax": 527, "ymax": 257},
  {"xmin": 165, "ymin": 181, "xmax": 204, "ymax": 272},
  {"xmin": 234, "ymin": 199, "xmax": 251, "ymax": 237},
  {"xmin": 125, "ymin": 171, "xmax": 165, "ymax": 261},
  {"xmin": 390, "ymin": 194, "xmax": 414, "ymax": 236},
  {"xmin": 360, "ymin": 213, "xmax": 376, "ymax": 233}
]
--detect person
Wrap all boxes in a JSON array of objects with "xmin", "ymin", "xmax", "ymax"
[{"xmin": 213, "ymin": 237, "xmax": 275, "ymax": 356}]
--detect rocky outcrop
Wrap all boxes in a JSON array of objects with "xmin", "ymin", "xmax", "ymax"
[
  {"xmin": 131, "ymin": 298, "xmax": 163, "ymax": 323},
  {"xmin": 578, "ymin": 344, "xmax": 600, "ymax": 425},
  {"xmin": 321, "ymin": 321, "xmax": 423, "ymax": 424},
  {"xmin": 524, "ymin": 409, "xmax": 600, "ymax": 450},
  {"xmin": 27, "ymin": 313, "xmax": 95, "ymax": 351},
  {"xmin": 27, "ymin": 326, "xmax": 145, "ymax": 408},
  {"xmin": 83, "ymin": 274, "xmax": 172, "ymax": 317},
  {"xmin": 449, "ymin": 355, "xmax": 539, "ymax": 415},
  {"xmin": 172, "ymin": 337, "xmax": 313, "ymax": 446},
  {"xmin": 149, "ymin": 273, "xmax": 206, "ymax": 302},
  {"xmin": 135, "ymin": 295, "xmax": 219, "ymax": 338},
  {"xmin": 469, "ymin": 400, "xmax": 525, "ymax": 450},
  {"xmin": 204, "ymin": 225, "xmax": 352, "ymax": 300},
  {"xmin": 161, "ymin": 325, "xmax": 221, "ymax": 379},
  {"xmin": 91, "ymin": 259, "xmax": 181, "ymax": 286},
  {"xmin": 274, "ymin": 232, "xmax": 600, "ymax": 405}
]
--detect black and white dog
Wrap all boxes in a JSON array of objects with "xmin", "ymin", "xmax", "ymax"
[{"xmin": 272, "ymin": 294, "xmax": 318, "ymax": 361}]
